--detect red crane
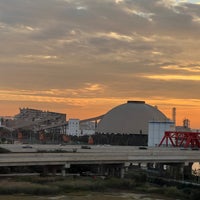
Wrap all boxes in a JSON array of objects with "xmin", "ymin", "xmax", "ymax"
[{"xmin": 159, "ymin": 131, "xmax": 200, "ymax": 148}]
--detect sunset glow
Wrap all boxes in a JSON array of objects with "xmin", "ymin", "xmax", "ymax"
[
  {"xmin": 143, "ymin": 75, "xmax": 200, "ymax": 81},
  {"xmin": 0, "ymin": 0, "xmax": 199, "ymax": 129}
]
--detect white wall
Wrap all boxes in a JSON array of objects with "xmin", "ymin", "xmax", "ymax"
[
  {"xmin": 148, "ymin": 121, "xmax": 175, "ymax": 147},
  {"xmin": 81, "ymin": 129, "xmax": 95, "ymax": 136},
  {"xmin": 67, "ymin": 119, "xmax": 81, "ymax": 136}
]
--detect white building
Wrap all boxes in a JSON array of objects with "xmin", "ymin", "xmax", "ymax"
[
  {"xmin": 81, "ymin": 129, "xmax": 95, "ymax": 136},
  {"xmin": 67, "ymin": 119, "xmax": 81, "ymax": 136},
  {"xmin": 80, "ymin": 121, "xmax": 95, "ymax": 136},
  {"xmin": 148, "ymin": 121, "xmax": 175, "ymax": 147}
]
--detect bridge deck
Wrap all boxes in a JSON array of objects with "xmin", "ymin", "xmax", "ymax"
[{"xmin": 0, "ymin": 144, "xmax": 199, "ymax": 167}]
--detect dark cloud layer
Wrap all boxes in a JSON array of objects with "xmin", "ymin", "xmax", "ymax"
[{"xmin": 0, "ymin": 0, "xmax": 200, "ymax": 120}]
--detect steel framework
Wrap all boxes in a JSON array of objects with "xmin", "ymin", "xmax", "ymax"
[{"xmin": 159, "ymin": 131, "xmax": 200, "ymax": 148}]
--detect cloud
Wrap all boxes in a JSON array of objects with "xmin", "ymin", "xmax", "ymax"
[
  {"xmin": 96, "ymin": 32, "xmax": 134, "ymax": 42},
  {"xmin": 0, "ymin": 0, "xmax": 200, "ymax": 127},
  {"xmin": 161, "ymin": 65, "xmax": 200, "ymax": 72},
  {"xmin": 76, "ymin": 6, "xmax": 88, "ymax": 10},
  {"xmin": 143, "ymin": 74, "xmax": 200, "ymax": 81},
  {"xmin": 115, "ymin": 0, "xmax": 124, "ymax": 4},
  {"xmin": 0, "ymin": 83, "xmax": 105, "ymax": 101}
]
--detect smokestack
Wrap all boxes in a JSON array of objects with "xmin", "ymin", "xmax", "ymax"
[
  {"xmin": 183, "ymin": 118, "xmax": 190, "ymax": 128},
  {"xmin": 172, "ymin": 107, "xmax": 176, "ymax": 125}
]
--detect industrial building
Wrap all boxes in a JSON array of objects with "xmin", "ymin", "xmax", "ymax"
[
  {"xmin": 66, "ymin": 119, "xmax": 95, "ymax": 137},
  {"xmin": 148, "ymin": 121, "xmax": 175, "ymax": 147},
  {"xmin": 0, "ymin": 101, "xmax": 198, "ymax": 147},
  {"xmin": 9, "ymin": 107, "xmax": 66, "ymax": 131},
  {"xmin": 97, "ymin": 100, "xmax": 168, "ymax": 135},
  {"xmin": 93, "ymin": 101, "xmax": 169, "ymax": 146},
  {"xmin": 67, "ymin": 119, "xmax": 81, "ymax": 136},
  {"xmin": 15, "ymin": 108, "xmax": 66, "ymax": 123}
]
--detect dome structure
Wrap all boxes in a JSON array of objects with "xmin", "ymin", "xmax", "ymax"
[{"xmin": 97, "ymin": 101, "xmax": 168, "ymax": 135}]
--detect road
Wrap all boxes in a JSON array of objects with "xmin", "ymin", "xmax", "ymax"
[{"xmin": 0, "ymin": 144, "xmax": 199, "ymax": 167}]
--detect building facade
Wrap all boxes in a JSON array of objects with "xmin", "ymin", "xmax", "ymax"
[{"xmin": 67, "ymin": 119, "xmax": 81, "ymax": 136}]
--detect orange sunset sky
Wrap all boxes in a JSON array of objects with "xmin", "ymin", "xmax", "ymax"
[{"xmin": 0, "ymin": 0, "xmax": 200, "ymax": 129}]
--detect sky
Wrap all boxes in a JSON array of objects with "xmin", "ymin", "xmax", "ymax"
[{"xmin": 0, "ymin": 0, "xmax": 200, "ymax": 128}]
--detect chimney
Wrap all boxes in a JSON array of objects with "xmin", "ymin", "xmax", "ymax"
[{"xmin": 172, "ymin": 107, "xmax": 176, "ymax": 125}]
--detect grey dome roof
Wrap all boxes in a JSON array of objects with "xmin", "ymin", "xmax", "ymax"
[{"xmin": 97, "ymin": 101, "xmax": 168, "ymax": 135}]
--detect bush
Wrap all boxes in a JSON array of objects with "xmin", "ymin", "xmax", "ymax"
[
  {"xmin": 163, "ymin": 186, "xmax": 184, "ymax": 199},
  {"xmin": 147, "ymin": 187, "xmax": 165, "ymax": 195},
  {"xmin": 190, "ymin": 190, "xmax": 200, "ymax": 200},
  {"xmin": 105, "ymin": 178, "xmax": 136, "ymax": 189},
  {"xmin": 125, "ymin": 170, "xmax": 147, "ymax": 184},
  {"xmin": 0, "ymin": 182, "xmax": 60, "ymax": 195},
  {"xmin": 0, "ymin": 147, "xmax": 10, "ymax": 153}
]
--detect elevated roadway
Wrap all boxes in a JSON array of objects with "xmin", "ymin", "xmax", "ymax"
[{"xmin": 0, "ymin": 144, "xmax": 199, "ymax": 167}]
